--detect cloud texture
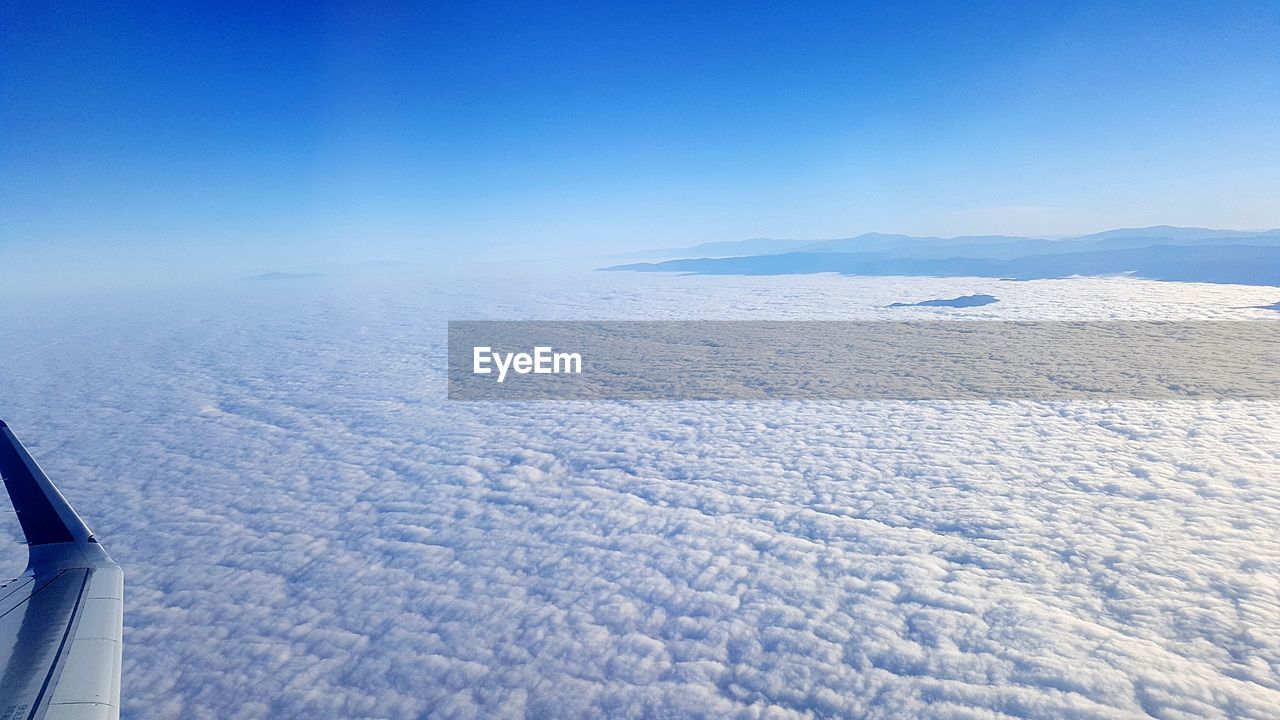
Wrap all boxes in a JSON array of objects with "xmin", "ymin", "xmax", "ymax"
[{"xmin": 1, "ymin": 272, "xmax": 1277, "ymax": 718}]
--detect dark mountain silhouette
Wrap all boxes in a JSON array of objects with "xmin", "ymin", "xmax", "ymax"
[
  {"xmin": 626, "ymin": 226, "xmax": 1280, "ymax": 261},
  {"xmin": 604, "ymin": 244, "xmax": 1280, "ymax": 287}
]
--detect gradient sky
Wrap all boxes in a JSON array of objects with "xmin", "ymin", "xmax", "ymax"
[{"xmin": 2, "ymin": 1, "xmax": 1279, "ymax": 286}]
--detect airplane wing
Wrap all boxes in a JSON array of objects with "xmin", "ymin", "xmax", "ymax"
[{"xmin": 0, "ymin": 420, "xmax": 123, "ymax": 720}]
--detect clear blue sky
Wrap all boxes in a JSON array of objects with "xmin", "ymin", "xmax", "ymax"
[{"xmin": 2, "ymin": 1, "xmax": 1278, "ymax": 285}]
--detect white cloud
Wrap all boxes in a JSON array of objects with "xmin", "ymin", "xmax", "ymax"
[{"xmin": 0, "ymin": 272, "xmax": 1278, "ymax": 718}]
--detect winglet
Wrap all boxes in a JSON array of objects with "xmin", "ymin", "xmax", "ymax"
[{"xmin": 0, "ymin": 422, "xmax": 111, "ymax": 572}]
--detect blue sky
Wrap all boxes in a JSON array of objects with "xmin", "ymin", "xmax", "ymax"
[{"xmin": 2, "ymin": 1, "xmax": 1278, "ymax": 285}]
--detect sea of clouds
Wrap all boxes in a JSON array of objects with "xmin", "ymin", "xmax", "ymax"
[{"xmin": 1, "ymin": 270, "xmax": 1278, "ymax": 719}]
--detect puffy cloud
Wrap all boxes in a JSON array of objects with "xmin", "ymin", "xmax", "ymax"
[{"xmin": 0, "ymin": 273, "xmax": 1277, "ymax": 718}]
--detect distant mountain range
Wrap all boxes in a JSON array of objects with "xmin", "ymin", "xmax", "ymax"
[
  {"xmin": 627, "ymin": 226, "xmax": 1280, "ymax": 259},
  {"xmin": 605, "ymin": 226, "xmax": 1280, "ymax": 287}
]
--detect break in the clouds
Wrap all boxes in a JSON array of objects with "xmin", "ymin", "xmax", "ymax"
[{"xmin": 1, "ymin": 272, "xmax": 1278, "ymax": 718}]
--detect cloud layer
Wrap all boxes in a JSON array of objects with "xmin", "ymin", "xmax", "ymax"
[{"xmin": 1, "ymin": 273, "xmax": 1277, "ymax": 718}]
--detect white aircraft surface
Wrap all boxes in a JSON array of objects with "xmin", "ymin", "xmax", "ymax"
[{"xmin": 0, "ymin": 421, "xmax": 123, "ymax": 719}]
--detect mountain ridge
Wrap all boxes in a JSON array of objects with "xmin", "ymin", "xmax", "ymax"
[
  {"xmin": 604, "ymin": 242, "xmax": 1280, "ymax": 287},
  {"xmin": 631, "ymin": 226, "xmax": 1280, "ymax": 260}
]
